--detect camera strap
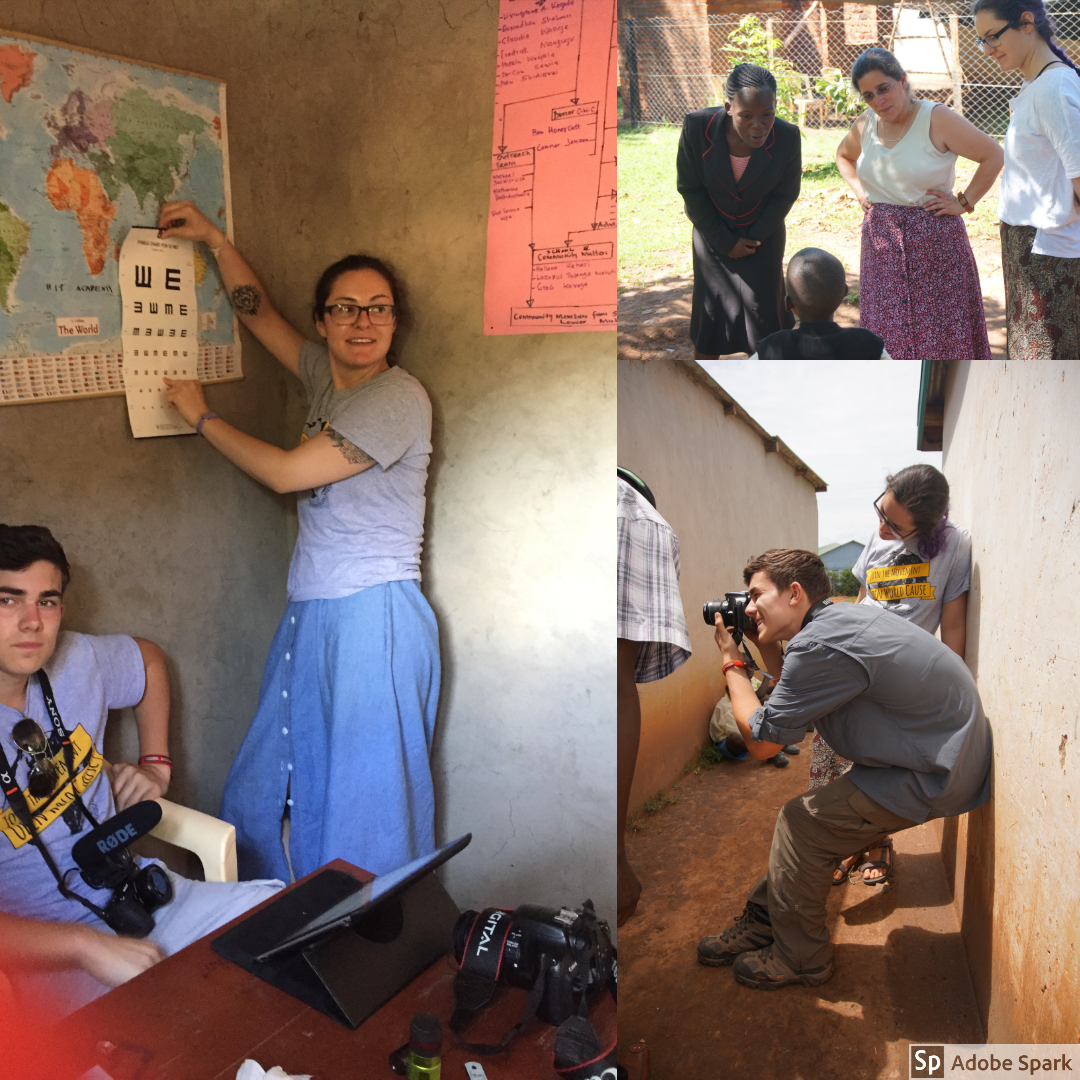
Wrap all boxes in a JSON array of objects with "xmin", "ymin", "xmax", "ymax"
[
  {"xmin": 0, "ymin": 740, "xmax": 111, "ymax": 924},
  {"xmin": 0, "ymin": 668, "xmax": 109, "ymax": 922},
  {"xmin": 35, "ymin": 668, "xmax": 96, "ymax": 835},
  {"xmin": 449, "ymin": 907, "xmax": 550, "ymax": 1056}
]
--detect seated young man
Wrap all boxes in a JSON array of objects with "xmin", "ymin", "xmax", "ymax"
[
  {"xmin": 697, "ymin": 549, "xmax": 991, "ymax": 989},
  {"xmin": 0, "ymin": 524, "xmax": 282, "ymax": 1016},
  {"xmin": 750, "ymin": 248, "xmax": 891, "ymax": 359}
]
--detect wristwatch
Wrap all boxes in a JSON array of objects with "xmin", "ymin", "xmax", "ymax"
[{"xmin": 957, "ymin": 191, "xmax": 974, "ymax": 213}]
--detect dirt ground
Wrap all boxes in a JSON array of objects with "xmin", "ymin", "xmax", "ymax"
[
  {"xmin": 618, "ymin": 201, "xmax": 1007, "ymax": 361},
  {"xmin": 617, "ymin": 749, "xmax": 984, "ymax": 1080}
]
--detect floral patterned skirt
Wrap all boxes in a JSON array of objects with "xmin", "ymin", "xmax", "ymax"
[
  {"xmin": 859, "ymin": 203, "xmax": 993, "ymax": 363},
  {"xmin": 1000, "ymin": 222, "xmax": 1080, "ymax": 360},
  {"xmin": 808, "ymin": 732, "xmax": 853, "ymax": 790}
]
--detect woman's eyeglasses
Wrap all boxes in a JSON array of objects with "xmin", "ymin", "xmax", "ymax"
[
  {"xmin": 861, "ymin": 80, "xmax": 898, "ymax": 104},
  {"xmin": 322, "ymin": 303, "xmax": 396, "ymax": 327},
  {"xmin": 873, "ymin": 490, "xmax": 919, "ymax": 541},
  {"xmin": 11, "ymin": 718, "xmax": 60, "ymax": 799},
  {"xmin": 975, "ymin": 18, "xmax": 1021, "ymax": 48}
]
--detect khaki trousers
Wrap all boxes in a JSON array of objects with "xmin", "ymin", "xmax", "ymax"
[{"xmin": 747, "ymin": 775, "xmax": 918, "ymax": 971}]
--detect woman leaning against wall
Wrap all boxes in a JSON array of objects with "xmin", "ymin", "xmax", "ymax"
[
  {"xmin": 813, "ymin": 465, "xmax": 971, "ymax": 886},
  {"xmin": 974, "ymin": 0, "xmax": 1080, "ymax": 359},
  {"xmin": 835, "ymin": 48, "xmax": 1002, "ymax": 363}
]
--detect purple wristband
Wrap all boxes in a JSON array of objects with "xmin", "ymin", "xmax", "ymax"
[{"xmin": 196, "ymin": 411, "xmax": 219, "ymax": 436}]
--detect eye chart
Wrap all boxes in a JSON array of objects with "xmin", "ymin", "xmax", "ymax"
[{"xmin": 118, "ymin": 228, "xmax": 198, "ymax": 438}]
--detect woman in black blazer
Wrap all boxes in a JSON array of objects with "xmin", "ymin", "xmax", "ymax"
[{"xmin": 676, "ymin": 65, "xmax": 802, "ymax": 357}]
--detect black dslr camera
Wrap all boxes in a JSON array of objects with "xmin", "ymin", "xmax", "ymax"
[
  {"xmin": 71, "ymin": 803, "xmax": 175, "ymax": 937},
  {"xmin": 451, "ymin": 899, "xmax": 615, "ymax": 1034},
  {"xmin": 703, "ymin": 591, "xmax": 753, "ymax": 644}
]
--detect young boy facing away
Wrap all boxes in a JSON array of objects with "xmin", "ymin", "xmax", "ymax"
[{"xmin": 750, "ymin": 248, "xmax": 891, "ymax": 360}]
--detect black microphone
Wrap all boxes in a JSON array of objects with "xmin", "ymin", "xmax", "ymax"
[{"xmin": 71, "ymin": 800, "xmax": 162, "ymax": 871}]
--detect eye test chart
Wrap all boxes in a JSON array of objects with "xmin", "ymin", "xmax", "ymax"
[
  {"xmin": 0, "ymin": 29, "xmax": 241, "ymax": 425},
  {"xmin": 119, "ymin": 228, "xmax": 198, "ymax": 437},
  {"xmin": 483, "ymin": 0, "xmax": 618, "ymax": 334}
]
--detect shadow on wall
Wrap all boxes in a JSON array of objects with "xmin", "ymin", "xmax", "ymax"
[{"xmin": 940, "ymin": 558, "xmax": 996, "ymax": 1038}]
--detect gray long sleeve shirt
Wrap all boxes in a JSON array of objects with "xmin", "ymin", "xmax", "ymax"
[{"xmin": 749, "ymin": 603, "xmax": 992, "ymax": 823}]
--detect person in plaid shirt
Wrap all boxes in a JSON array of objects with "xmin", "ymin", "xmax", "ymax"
[{"xmin": 617, "ymin": 469, "xmax": 692, "ymax": 927}]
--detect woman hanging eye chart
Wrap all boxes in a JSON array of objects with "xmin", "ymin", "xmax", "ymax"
[{"xmin": 157, "ymin": 202, "xmax": 439, "ymax": 884}]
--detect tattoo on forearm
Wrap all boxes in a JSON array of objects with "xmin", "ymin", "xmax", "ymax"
[
  {"xmin": 326, "ymin": 426, "xmax": 375, "ymax": 467},
  {"xmin": 230, "ymin": 284, "xmax": 262, "ymax": 316}
]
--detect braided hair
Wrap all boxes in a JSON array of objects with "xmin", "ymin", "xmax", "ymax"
[
  {"xmin": 724, "ymin": 64, "xmax": 777, "ymax": 102},
  {"xmin": 972, "ymin": 0, "xmax": 1080, "ymax": 78}
]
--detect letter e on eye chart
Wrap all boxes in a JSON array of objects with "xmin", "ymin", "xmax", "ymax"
[
  {"xmin": 119, "ymin": 228, "xmax": 199, "ymax": 437},
  {"xmin": 483, "ymin": 0, "xmax": 618, "ymax": 334}
]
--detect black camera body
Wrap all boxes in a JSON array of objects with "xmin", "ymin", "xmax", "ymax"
[
  {"xmin": 702, "ymin": 590, "xmax": 753, "ymax": 644},
  {"xmin": 71, "ymin": 802, "xmax": 175, "ymax": 937},
  {"xmin": 452, "ymin": 898, "xmax": 615, "ymax": 1028}
]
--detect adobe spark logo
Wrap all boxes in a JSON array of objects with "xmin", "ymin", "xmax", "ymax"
[{"xmin": 911, "ymin": 1045, "xmax": 946, "ymax": 1079}]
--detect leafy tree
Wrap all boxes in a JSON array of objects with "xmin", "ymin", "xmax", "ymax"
[
  {"xmin": 829, "ymin": 569, "xmax": 861, "ymax": 597},
  {"xmin": 815, "ymin": 67, "xmax": 865, "ymax": 122},
  {"xmin": 716, "ymin": 16, "xmax": 802, "ymax": 125}
]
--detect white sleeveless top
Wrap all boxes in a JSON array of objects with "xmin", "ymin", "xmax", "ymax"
[{"xmin": 856, "ymin": 99, "xmax": 956, "ymax": 206}]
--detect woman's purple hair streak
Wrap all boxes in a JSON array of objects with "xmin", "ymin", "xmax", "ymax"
[{"xmin": 885, "ymin": 464, "xmax": 955, "ymax": 560}]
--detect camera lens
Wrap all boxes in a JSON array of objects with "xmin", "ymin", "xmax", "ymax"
[
  {"xmin": 702, "ymin": 601, "xmax": 725, "ymax": 626},
  {"xmin": 133, "ymin": 862, "xmax": 174, "ymax": 911}
]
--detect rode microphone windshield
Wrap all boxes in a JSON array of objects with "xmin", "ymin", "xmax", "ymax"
[{"xmin": 71, "ymin": 800, "xmax": 162, "ymax": 871}]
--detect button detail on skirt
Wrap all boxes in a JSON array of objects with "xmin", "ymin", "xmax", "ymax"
[
  {"xmin": 286, "ymin": 798, "xmax": 294, "ymax": 807},
  {"xmin": 282, "ymin": 690, "xmax": 288, "ymax": 699},
  {"xmin": 282, "ymin": 726, "xmax": 288, "ymax": 735},
  {"xmin": 287, "ymin": 763, "xmax": 293, "ymax": 771},
  {"xmin": 285, "ymin": 652, "xmax": 291, "ymax": 661},
  {"xmin": 290, "ymin": 616, "xmax": 295, "ymax": 624}
]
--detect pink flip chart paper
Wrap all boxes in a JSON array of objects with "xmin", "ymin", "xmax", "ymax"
[{"xmin": 484, "ymin": 0, "xmax": 617, "ymax": 335}]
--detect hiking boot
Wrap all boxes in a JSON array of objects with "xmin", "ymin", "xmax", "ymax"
[
  {"xmin": 782, "ymin": 744, "xmax": 801, "ymax": 755},
  {"xmin": 732, "ymin": 945, "xmax": 834, "ymax": 990},
  {"xmin": 697, "ymin": 901, "xmax": 773, "ymax": 966},
  {"xmin": 770, "ymin": 751, "xmax": 790, "ymax": 768}
]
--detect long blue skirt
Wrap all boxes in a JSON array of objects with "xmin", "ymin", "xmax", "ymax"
[{"xmin": 221, "ymin": 580, "xmax": 440, "ymax": 881}]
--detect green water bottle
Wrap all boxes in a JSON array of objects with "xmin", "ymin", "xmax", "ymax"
[{"xmin": 406, "ymin": 1012, "xmax": 442, "ymax": 1080}]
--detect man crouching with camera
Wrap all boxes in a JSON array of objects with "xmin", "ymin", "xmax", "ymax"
[
  {"xmin": 697, "ymin": 548, "xmax": 991, "ymax": 990},
  {"xmin": 0, "ymin": 524, "xmax": 282, "ymax": 1016}
]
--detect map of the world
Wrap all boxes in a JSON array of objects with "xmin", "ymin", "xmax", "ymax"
[{"xmin": 0, "ymin": 32, "xmax": 236, "ymax": 374}]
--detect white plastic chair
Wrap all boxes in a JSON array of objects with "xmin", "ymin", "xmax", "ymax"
[{"xmin": 151, "ymin": 796, "xmax": 238, "ymax": 883}]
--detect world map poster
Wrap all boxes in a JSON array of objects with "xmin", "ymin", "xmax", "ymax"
[{"xmin": 0, "ymin": 30, "xmax": 240, "ymax": 405}]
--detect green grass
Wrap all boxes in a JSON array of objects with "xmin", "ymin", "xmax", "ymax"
[{"xmin": 618, "ymin": 125, "xmax": 867, "ymax": 287}]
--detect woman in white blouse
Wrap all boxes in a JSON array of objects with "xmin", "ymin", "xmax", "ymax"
[
  {"xmin": 973, "ymin": 0, "xmax": 1080, "ymax": 359},
  {"xmin": 836, "ymin": 48, "xmax": 1003, "ymax": 363}
]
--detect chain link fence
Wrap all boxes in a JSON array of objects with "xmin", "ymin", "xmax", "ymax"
[{"xmin": 618, "ymin": 3, "xmax": 1080, "ymax": 137}]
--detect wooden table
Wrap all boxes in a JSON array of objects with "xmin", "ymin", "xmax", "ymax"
[{"xmin": 61, "ymin": 860, "xmax": 615, "ymax": 1080}]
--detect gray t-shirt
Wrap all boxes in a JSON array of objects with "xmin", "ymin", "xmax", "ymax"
[
  {"xmin": 853, "ymin": 523, "xmax": 971, "ymax": 635},
  {"xmin": 749, "ymin": 603, "xmax": 991, "ymax": 823},
  {"xmin": 287, "ymin": 342, "xmax": 433, "ymax": 601},
  {"xmin": 0, "ymin": 632, "xmax": 145, "ymax": 925}
]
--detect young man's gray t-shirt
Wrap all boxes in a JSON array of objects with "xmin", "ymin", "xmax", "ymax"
[
  {"xmin": 852, "ymin": 523, "xmax": 971, "ymax": 634},
  {"xmin": 749, "ymin": 604, "xmax": 992, "ymax": 823},
  {"xmin": 288, "ymin": 341, "xmax": 433, "ymax": 602},
  {"xmin": 0, "ymin": 632, "xmax": 282, "ymax": 1016}
]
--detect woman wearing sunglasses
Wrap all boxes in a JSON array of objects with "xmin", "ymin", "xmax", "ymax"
[
  {"xmin": 157, "ymin": 203, "xmax": 438, "ymax": 883},
  {"xmin": 973, "ymin": 0, "xmax": 1080, "ymax": 359},
  {"xmin": 811, "ymin": 464, "xmax": 971, "ymax": 886},
  {"xmin": 835, "ymin": 47, "xmax": 1002, "ymax": 363}
]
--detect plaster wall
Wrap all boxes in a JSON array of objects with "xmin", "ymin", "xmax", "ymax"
[
  {"xmin": 936, "ymin": 358, "xmax": 1080, "ymax": 1040},
  {"xmin": 0, "ymin": 1, "xmax": 615, "ymax": 919},
  {"xmin": 618, "ymin": 355, "xmax": 819, "ymax": 811}
]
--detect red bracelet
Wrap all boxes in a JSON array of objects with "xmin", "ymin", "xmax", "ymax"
[
  {"xmin": 722, "ymin": 661, "xmax": 747, "ymax": 674},
  {"xmin": 139, "ymin": 754, "xmax": 173, "ymax": 769}
]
